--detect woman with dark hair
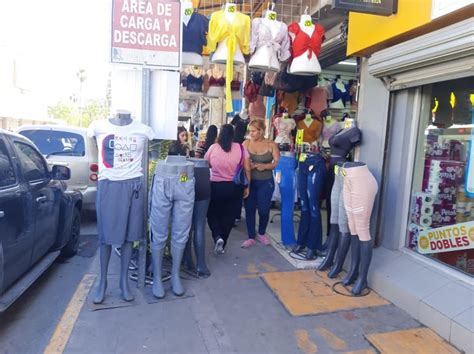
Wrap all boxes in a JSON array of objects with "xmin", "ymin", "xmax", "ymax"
[
  {"xmin": 169, "ymin": 126, "xmax": 194, "ymax": 157},
  {"xmin": 205, "ymin": 124, "xmax": 251, "ymax": 254},
  {"xmin": 195, "ymin": 125, "xmax": 218, "ymax": 158}
]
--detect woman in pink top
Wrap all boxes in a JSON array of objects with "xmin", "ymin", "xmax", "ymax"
[{"xmin": 205, "ymin": 124, "xmax": 251, "ymax": 254}]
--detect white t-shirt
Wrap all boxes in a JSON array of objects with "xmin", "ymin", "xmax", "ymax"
[{"xmin": 87, "ymin": 119, "xmax": 156, "ymax": 181}]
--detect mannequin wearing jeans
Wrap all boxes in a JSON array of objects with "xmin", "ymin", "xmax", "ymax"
[
  {"xmin": 294, "ymin": 152, "xmax": 327, "ymax": 260},
  {"xmin": 150, "ymin": 157, "xmax": 195, "ymax": 298},
  {"xmin": 319, "ymin": 162, "xmax": 351, "ymax": 271},
  {"xmin": 275, "ymin": 152, "xmax": 297, "ymax": 245},
  {"xmin": 325, "ymin": 126, "xmax": 361, "ymax": 249},
  {"xmin": 88, "ymin": 112, "xmax": 155, "ymax": 304},
  {"xmin": 183, "ymin": 158, "xmax": 211, "ymax": 277}
]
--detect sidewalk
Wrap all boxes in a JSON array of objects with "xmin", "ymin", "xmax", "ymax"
[{"xmin": 57, "ymin": 217, "xmax": 461, "ymax": 353}]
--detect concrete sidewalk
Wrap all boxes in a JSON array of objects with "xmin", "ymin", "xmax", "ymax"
[{"xmin": 57, "ymin": 218, "xmax": 460, "ymax": 353}]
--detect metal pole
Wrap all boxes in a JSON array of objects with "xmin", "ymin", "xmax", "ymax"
[{"xmin": 138, "ymin": 67, "xmax": 151, "ymax": 289}]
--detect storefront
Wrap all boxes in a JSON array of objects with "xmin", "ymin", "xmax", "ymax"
[{"xmin": 346, "ymin": 1, "xmax": 473, "ymax": 352}]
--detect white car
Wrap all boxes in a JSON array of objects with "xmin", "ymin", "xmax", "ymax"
[{"xmin": 17, "ymin": 125, "xmax": 98, "ymax": 211}]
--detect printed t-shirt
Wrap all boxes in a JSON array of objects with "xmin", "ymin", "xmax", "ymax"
[
  {"xmin": 204, "ymin": 142, "xmax": 249, "ymax": 182},
  {"xmin": 87, "ymin": 119, "xmax": 156, "ymax": 181}
]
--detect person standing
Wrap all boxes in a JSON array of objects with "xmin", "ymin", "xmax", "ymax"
[
  {"xmin": 205, "ymin": 124, "xmax": 251, "ymax": 254},
  {"xmin": 242, "ymin": 119, "xmax": 280, "ymax": 248},
  {"xmin": 195, "ymin": 125, "xmax": 218, "ymax": 158}
]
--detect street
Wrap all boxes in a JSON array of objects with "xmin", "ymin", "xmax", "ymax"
[{"xmin": 0, "ymin": 213, "xmax": 462, "ymax": 354}]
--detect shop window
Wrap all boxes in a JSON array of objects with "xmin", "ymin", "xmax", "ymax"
[{"xmin": 407, "ymin": 77, "xmax": 474, "ymax": 275}]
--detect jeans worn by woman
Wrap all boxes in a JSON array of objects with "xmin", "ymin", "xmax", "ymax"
[
  {"xmin": 296, "ymin": 153, "xmax": 327, "ymax": 251},
  {"xmin": 244, "ymin": 178, "xmax": 275, "ymax": 238}
]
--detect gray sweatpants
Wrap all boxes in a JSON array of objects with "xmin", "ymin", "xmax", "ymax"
[
  {"xmin": 329, "ymin": 172, "xmax": 349, "ymax": 233},
  {"xmin": 150, "ymin": 162, "xmax": 195, "ymax": 250}
]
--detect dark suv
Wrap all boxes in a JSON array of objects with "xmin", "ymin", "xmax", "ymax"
[{"xmin": 0, "ymin": 130, "xmax": 82, "ymax": 311}]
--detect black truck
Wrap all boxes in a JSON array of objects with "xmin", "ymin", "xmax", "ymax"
[{"xmin": 0, "ymin": 130, "xmax": 82, "ymax": 311}]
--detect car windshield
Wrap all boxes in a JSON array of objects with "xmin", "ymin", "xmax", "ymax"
[{"xmin": 19, "ymin": 130, "xmax": 85, "ymax": 157}]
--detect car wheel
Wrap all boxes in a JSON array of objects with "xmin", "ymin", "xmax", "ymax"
[{"xmin": 61, "ymin": 207, "xmax": 81, "ymax": 258}]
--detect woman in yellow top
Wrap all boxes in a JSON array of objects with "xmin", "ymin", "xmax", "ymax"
[{"xmin": 207, "ymin": 5, "xmax": 251, "ymax": 113}]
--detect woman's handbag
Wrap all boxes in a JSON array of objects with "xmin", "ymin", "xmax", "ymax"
[{"xmin": 233, "ymin": 144, "xmax": 249, "ymax": 187}]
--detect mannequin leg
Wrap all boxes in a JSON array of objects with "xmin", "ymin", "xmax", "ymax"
[
  {"xmin": 342, "ymin": 236, "xmax": 361, "ymax": 286},
  {"xmin": 94, "ymin": 244, "xmax": 111, "ymax": 304},
  {"xmin": 318, "ymin": 224, "xmax": 339, "ymax": 271},
  {"xmin": 119, "ymin": 241, "xmax": 134, "ymax": 302},
  {"xmin": 171, "ymin": 245, "xmax": 186, "ymax": 296},
  {"xmin": 151, "ymin": 246, "xmax": 165, "ymax": 299},
  {"xmin": 194, "ymin": 199, "xmax": 210, "ymax": 277},
  {"xmin": 183, "ymin": 234, "xmax": 196, "ymax": 271},
  {"xmin": 351, "ymin": 240, "xmax": 373, "ymax": 295},
  {"xmin": 328, "ymin": 232, "xmax": 351, "ymax": 278}
]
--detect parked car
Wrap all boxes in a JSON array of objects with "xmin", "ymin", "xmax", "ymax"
[
  {"xmin": 0, "ymin": 130, "xmax": 82, "ymax": 311},
  {"xmin": 17, "ymin": 125, "xmax": 98, "ymax": 211}
]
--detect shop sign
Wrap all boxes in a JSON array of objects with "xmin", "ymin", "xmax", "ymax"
[
  {"xmin": 431, "ymin": 0, "xmax": 472, "ymax": 19},
  {"xmin": 418, "ymin": 221, "xmax": 474, "ymax": 254},
  {"xmin": 332, "ymin": 0, "xmax": 398, "ymax": 16},
  {"xmin": 111, "ymin": 0, "xmax": 181, "ymax": 69}
]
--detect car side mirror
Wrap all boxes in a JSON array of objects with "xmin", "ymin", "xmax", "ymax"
[{"xmin": 51, "ymin": 165, "xmax": 71, "ymax": 180}]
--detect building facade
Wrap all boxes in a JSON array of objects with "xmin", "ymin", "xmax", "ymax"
[{"xmin": 346, "ymin": 1, "xmax": 473, "ymax": 352}]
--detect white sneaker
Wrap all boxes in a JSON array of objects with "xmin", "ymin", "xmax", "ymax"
[{"xmin": 214, "ymin": 238, "xmax": 225, "ymax": 254}]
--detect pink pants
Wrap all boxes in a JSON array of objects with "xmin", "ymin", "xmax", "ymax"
[{"xmin": 343, "ymin": 165, "xmax": 378, "ymax": 241}]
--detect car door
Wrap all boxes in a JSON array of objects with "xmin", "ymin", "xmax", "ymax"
[
  {"xmin": 0, "ymin": 137, "xmax": 32, "ymax": 294},
  {"xmin": 11, "ymin": 139, "xmax": 61, "ymax": 265}
]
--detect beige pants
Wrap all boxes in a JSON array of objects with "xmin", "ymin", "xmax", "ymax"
[{"xmin": 343, "ymin": 165, "xmax": 378, "ymax": 241}]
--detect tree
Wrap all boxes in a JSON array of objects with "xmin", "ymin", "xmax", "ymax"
[{"xmin": 48, "ymin": 99, "xmax": 110, "ymax": 127}]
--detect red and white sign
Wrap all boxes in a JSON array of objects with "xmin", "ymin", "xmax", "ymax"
[{"xmin": 111, "ymin": 0, "xmax": 181, "ymax": 69}]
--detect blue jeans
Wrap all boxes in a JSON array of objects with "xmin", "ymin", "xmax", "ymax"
[
  {"xmin": 297, "ymin": 154, "xmax": 327, "ymax": 250},
  {"xmin": 276, "ymin": 156, "xmax": 297, "ymax": 245},
  {"xmin": 244, "ymin": 178, "xmax": 275, "ymax": 238}
]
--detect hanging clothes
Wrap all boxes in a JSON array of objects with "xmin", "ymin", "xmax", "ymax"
[
  {"xmin": 250, "ymin": 18, "xmax": 291, "ymax": 64},
  {"xmin": 182, "ymin": 12, "xmax": 210, "ymax": 55},
  {"xmin": 207, "ymin": 10, "xmax": 251, "ymax": 113},
  {"xmin": 296, "ymin": 117, "xmax": 323, "ymax": 144},
  {"xmin": 288, "ymin": 22, "xmax": 325, "ymax": 62}
]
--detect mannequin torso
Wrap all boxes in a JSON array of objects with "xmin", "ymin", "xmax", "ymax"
[
  {"xmin": 329, "ymin": 126, "xmax": 362, "ymax": 157},
  {"xmin": 211, "ymin": 5, "xmax": 245, "ymax": 65}
]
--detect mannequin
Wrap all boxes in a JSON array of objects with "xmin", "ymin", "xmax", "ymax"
[
  {"xmin": 275, "ymin": 150, "xmax": 297, "ymax": 245},
  {"xmin": 150, "ymin": 156, "xmax": 195, "ymax": 298},
  {"xmin": 287, "ymin": 8, "xmax": 324, "ymax": 76},
  {"xmin": 339, "ymin": 161, "xmax": 378, "ymax": 295},
  {"xmin": 182, "ymin": 0, "xmax": 209, "ymax": 66},
  {"xmin": 323, "ymin": 119, "xmax": 362, "ymax": 258},
  {"xmin": 87, "ymin": 111, "xmax": 155, "ymax": 304},
  {"xmin": 206, "ymin": 65, "xmax": 225, "ymax": 98},
  {"xmin": 293, "ymin": 151, "xmax": 327, "ymax": 260},
  {"xmin": 183, "ymin": 158, "xmax": 211, "ymax": 277},
  {"xmin": 248, "ymin": 4, "xmax": 290, "ymax": 72},
  {"xmin": 330, "ymin": 76, "xmax": 348, "ymax": 109},
  {"xmin": 274, "ymin": 111, "xmax": 296, "ymax": 146},
  {"xmin": 207, "ymin": 2, "xmax": 251, "ymax": 112},
  {"xmin": 296, "ymin": 111, "xmax": 323, "ymax": 146},
  {"xmin": 186, "ymin": 66, "xmax": 204, "ymax": 94}
]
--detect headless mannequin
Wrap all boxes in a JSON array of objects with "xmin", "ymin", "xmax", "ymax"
[
  {"xmin": 330, "ymin": 77, "xmax": 347, "ymax": 109},
  {"xmin": 182, "ymin": 0, "xmax": 204, "ymax": 66},
  {"xmin": 183, "ymin": 158, "xmax": 211, "ymax": 277},
  {"xmin": 248, "ymin": 9, "xmax": 282, "ymax": 72},
  {"xmin": 288, "ymin": 13, "xmax": 322, "ymax": 75},
  {"xmin": 211, "ymin": 3, "xmax": 245, "ymax": 65},
  {"xmin": 319, "ymin": 124, "xmax": 361, "ymax": 272},
  {"xmin": 151, "ymin": 157, "xmax": 195, "ymax": 298},
  {"xmin": 94, "ymin": 112, "xmax": 134, "ymax": 304}
]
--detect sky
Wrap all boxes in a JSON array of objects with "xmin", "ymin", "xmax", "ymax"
[{"xmin": 0, "ymin": 0, "xmax": 112, "ymax": 106}]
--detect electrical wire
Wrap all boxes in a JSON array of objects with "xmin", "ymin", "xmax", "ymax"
[{"xmin": 331, "ymin": 281, "xmax": 371, "ymax": 297}]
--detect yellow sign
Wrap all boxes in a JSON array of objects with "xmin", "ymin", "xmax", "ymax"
[
  {"xmin": 267, "ymin": 11, "xmax": 276, "ymax": 21},
  {"xmin": 180, "ymin": 173, "xmax": 189, "ymax": 183},
  {"xmin": 344, "ymin": 118, "xmax": 354, "ymax": 129},
  {"xmin": 304, "ymin": 20, "xmax": 312, "ymax": 27},
  {"xmin": 227, "ymin": 5, "xmax": 236, "ymax": 13},
  {"xmin": 184, "ymin": 8, "xmax": 193, "ymax": 16},
  {"xmin": 299, "ymin": 153, "xmax": 307, "ymax": 162},
  {"xmin": 296, "ymin": 129, "xmax": 304, "ymax": 145},
  {"xmin": 417, "ymin": 221, "xmax": 474, "ymax": 254}
]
